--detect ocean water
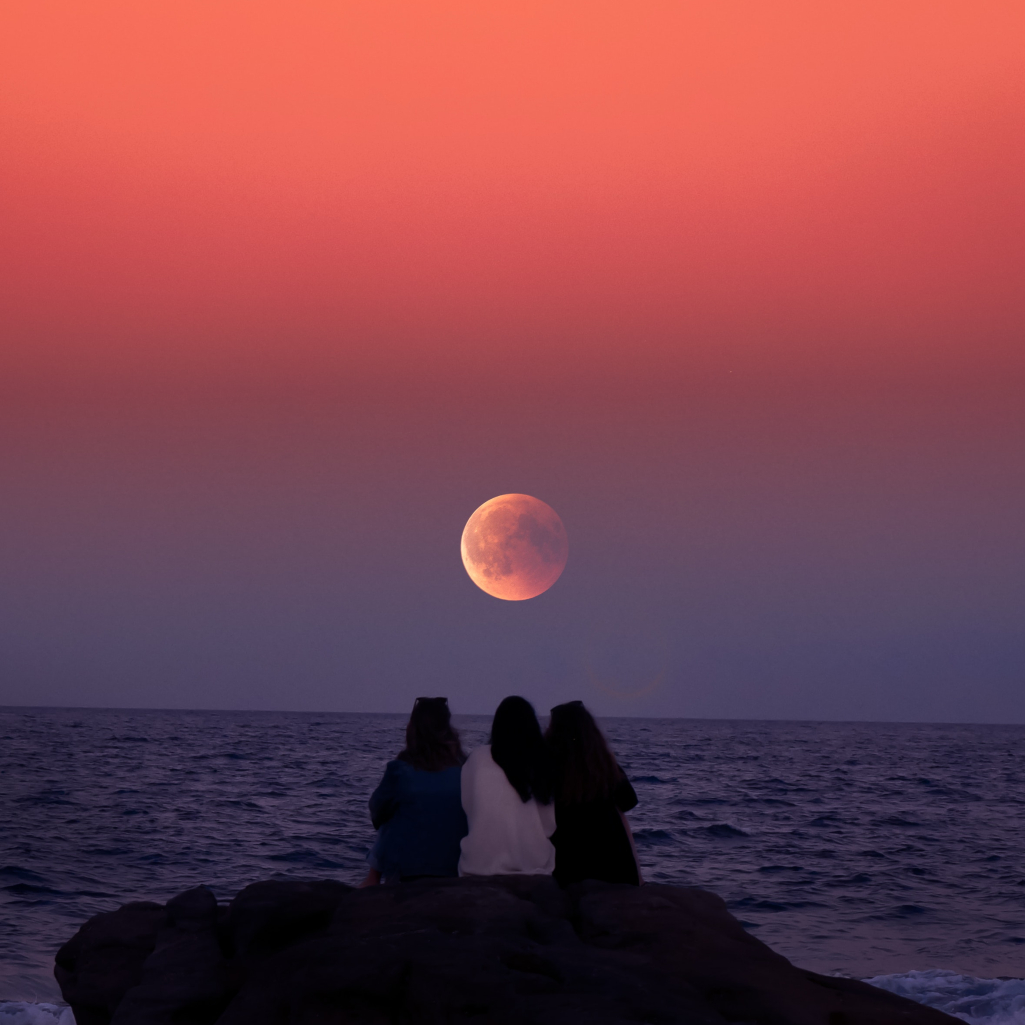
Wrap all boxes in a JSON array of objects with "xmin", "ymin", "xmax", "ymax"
[{"xmin": 1, "ymin": 708, "xmax": 1023, "ymax": 1023}]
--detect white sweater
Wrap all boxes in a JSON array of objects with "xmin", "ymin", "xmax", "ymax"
[{"xmin": 458, "ymin": 745, "xmax": 556, "ymax": 876}]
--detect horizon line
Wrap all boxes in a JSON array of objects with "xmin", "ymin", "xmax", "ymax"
[{"xmin": 1, "ymin": 703, "xmax": 1022, "ymax": 728}]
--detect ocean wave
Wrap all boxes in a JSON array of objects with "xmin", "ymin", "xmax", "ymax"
[
  {"xmin": 704, "ymin": 823, "xmax": 748, "ymax": 838},
  {"xmin": 865, "ymin": 970, "xmax": 1025, "ymax": 1025}
]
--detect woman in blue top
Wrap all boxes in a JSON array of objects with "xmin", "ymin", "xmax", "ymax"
[{"xmin": 360, "ymin": 697, "xmax": 468, "ymax": 886}]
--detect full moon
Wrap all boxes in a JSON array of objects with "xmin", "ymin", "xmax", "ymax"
[{"xmin": 460, "ymin": 494, "xmax": 568, "ymax": 601}]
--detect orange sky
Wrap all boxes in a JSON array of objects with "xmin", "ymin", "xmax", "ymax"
[{"xmin": 2, "ymin": 1, "xmax": 1024, "ymax": 382}]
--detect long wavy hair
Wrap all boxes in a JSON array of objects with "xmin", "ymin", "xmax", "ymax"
[
  {"xmin": 397, "ymin": 697, "xmax": 466, "ymax": 772},
  {"xmin": 545, "ymin": 700, "xmax": 622, "ymax": 804},
  {"xmin": 490, "ymin": 696, "xmax": 553, "ymax": 804}
]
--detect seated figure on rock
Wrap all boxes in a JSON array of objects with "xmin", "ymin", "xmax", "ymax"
[
  {"xmin": 458, "ymin": 695, "xmax": 556, "ymax": 876},
  {"xmin": 361, "ymin": 696, "xmax": 468, "ymax": 886},
  {"xmin": 545, "ymin": 700, "xmax": 641, "ymax": 886}
]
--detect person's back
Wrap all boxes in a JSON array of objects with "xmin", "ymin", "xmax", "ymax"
[
  {"xmin": 458, "ymin": 745, "xmax": 555, "ymax": 875},
  {"xmin": 363, "ymin": 696, "xmax": 467, "ymax": 885},
  {"xmin": 369, "ymin": 759, "xmax": 466, "ymax": 880},
  {"xmin": 459, "ymin": 696, "xmax": 556, "ymax": 877},
  {"xmin": 545, "ymin": 700, "xmax": 640, "ymax": 887},
  {"xmin": 548, "ymin": 774, "xmax": 638, "ymax": 886}
]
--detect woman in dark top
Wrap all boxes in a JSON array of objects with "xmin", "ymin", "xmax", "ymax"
[
  {"xmin": 361, "ymin": 697, "xmax": 468, "ymax": 886},
  {"xmin": 545, "ymin": 701, "xmax": 640, "ymax": 887}
]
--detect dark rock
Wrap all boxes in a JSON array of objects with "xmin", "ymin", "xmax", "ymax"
[
  {"xmin": 223, "ymin": 879, "xmax": 351, "ymax": 962},
  {"xmin": 111, "ymin": 885, "xmax": 236, "ymax": 1025},
  {"xmin": 55, "ymin": 901, "xmax": 165, "ymax": 1025},
  {"xmin": 55, "ymin": 876, "xmax": 960, "ymax": 1025}
]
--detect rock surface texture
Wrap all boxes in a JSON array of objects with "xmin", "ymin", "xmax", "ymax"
[{"xmin": 55, "ymin": 876, "xmax": 959, "ymax": 1025}]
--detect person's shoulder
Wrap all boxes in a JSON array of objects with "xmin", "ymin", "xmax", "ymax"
[{"xmin": 462, "ymin": 746, "xmax": 494, "ymax": 771}]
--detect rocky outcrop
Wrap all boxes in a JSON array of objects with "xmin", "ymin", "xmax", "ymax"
[{"xmin": 55, "ymin": 876, "xmax": 958, "ymax": 1025}]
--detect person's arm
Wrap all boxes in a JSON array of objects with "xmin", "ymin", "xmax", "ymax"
[
  {"xmin": 619, "ymin": 808, "xmax": 643, "ymax": 884},
  {"xmin": 368, "ymin": 761, "xmax": 403, "ymax": 830},
  {"xmin": 460, "ymin": 747, "xmax": 479, "ymax": 821},
  {"xmin": 614, "ymin": 773, "xmax": 643, "ymax": 884},
  {"xmin": 538, "ymin": 797, "xmax": 557, "ymax": 838},
  {"xmin": 614, "ymin": 772, "xmax": 638, "ymax": 813}
]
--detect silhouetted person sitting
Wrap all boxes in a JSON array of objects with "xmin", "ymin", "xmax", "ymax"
[
  {"xmin": 545, "ymin": 700, "xmax": 640, "ymax": 886},
  {"xmin": 361, "ymin": 697, "xmax": 467, "ymax": 886},
  {"xmin": 459, "ymin": 696, "xmax": 556, "ymax": 876}
]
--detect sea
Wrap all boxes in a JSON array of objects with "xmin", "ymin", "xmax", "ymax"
[{"xmin": 1, "ymin": 708, "xmax": 1023, "ymax": 1024}]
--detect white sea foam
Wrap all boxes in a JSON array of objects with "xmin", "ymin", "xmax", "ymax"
[
  {"xmin": 0, "ymin": 1004, "xmax": 74, "ymax": 1025},
  {"xmin": 865, "ymin": 971, "xmax": 1025, "ymax": 1025}
]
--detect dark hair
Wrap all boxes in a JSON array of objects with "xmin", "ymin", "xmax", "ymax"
[
  {"xmin": 490, "ymin": 696, "xmax": 552, "ymax": 805},
  {"xmin": 397, "ymin": 697, "xmax": 466, "ymax": 772},
  {"xmin": 545, "ymin": 701, "xmax": 622, "ymax": 804}
]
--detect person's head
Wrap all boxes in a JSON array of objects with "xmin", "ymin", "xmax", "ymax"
[
  {"xmin": 490, "ymin": 696, "xmax": 552, "ymax": 805},
  {"xmin": 545, "ymin": 700, "xmax": 621, "ymax": 804},
  {"xmin": 398, "ymin": 697, "xmax": 466, "ymax": 772}
]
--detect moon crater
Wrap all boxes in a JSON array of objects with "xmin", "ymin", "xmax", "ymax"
[{"xmin": 461, "ymin": 494, "xmax": 568, "ymax": 601}]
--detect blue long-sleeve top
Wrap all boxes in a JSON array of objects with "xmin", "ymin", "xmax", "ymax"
[{"xmin": 367, "ymin": 759, "xmax": 467, "ymax": 879}]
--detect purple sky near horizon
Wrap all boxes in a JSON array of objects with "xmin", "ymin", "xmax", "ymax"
[{"xmin": 2, "ymin": 366, "xmax": 1022, "ymax": 722}]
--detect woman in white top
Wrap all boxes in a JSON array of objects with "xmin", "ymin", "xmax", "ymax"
[{"xmin": 459, "ymin": 696, "xmax": 556, "ymax": 876}]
